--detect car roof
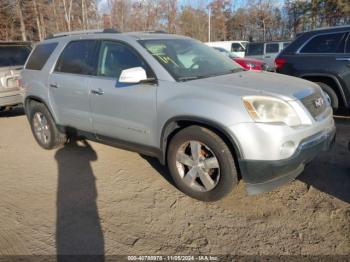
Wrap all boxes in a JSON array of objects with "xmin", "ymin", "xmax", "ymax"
[
  {"xmin": 206, "ymin": 41, "xmax": 248, "ymax": 44},
  {"xmin": 247, "ymin": 40, "xmax": 290, "ymax": 45},
  {"xmin": 299, "ymin": 25, "xmax": 350, "ymax": 35},
  {"xmin": 44, "ymin": 29, "xmax": 189, "ymax": 42},
  {"xmin": 0, "ymin": 41, "xmax": 32, "ymax": 46}
]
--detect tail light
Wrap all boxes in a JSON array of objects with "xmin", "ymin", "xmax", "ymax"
[
  {"xmin": 275, "ymin": 58, "xmax": 287, "ymax": 70},
  {"xmin": 235, "ymin": 60, "xmax": 263, "ymax": 71},
  {"xmin": 17, "ymin": 78, "xmax": 24, "ymax": 89}
]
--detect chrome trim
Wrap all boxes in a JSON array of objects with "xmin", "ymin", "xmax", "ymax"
[
  {"xmin": 336, "ymin": 58, "xmax": 350, "ymax": 61},
  {"xmin": 300, "ymin": 126, "xmax": 335, "ymax": 150}
]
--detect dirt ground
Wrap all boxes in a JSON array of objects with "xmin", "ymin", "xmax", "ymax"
[{"xmin": 0, "ymin": 108, "xmax": 349, "ymax": 256}]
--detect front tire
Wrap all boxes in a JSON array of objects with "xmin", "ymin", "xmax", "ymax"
[
  {"xmin": 316, "ymin": 82, "xmax": 339, "ymax": 111},
  {"xmin": 29, "ymin": 102, "xmax": 66, "ymax": 149},
  {"xmin": 167, "ymin": 125, "xmax": 238, "ymax": 202}
]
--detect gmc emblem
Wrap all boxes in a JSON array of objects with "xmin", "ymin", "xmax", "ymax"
[{"xmin": 314, "ymin": 97, "xmax": 324, "ymax": 108}]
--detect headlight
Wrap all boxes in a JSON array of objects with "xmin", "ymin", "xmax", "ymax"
[{"xmin": 243, "ymin": 96, "xmax": 302, "ymax": 127}]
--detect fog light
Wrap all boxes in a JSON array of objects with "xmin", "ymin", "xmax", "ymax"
[{"xmin": 280, "ymin": 141, "xmax": 296, "ymax": 158}]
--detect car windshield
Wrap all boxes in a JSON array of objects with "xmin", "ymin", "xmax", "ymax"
[
  {"xmin": 139, "ymin": 39, "xmax": 243, "ymax": 81},
  {"xmin": 0, "ymin": 45, "xmax": 31, "ymax": 67}
]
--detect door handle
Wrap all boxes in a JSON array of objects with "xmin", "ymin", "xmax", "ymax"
[
  {"xmin": 91, "ymin": 88, "xmax": 104, "ymax": 95},
  {"xmin": 50, "ymin": 83, "xmax": 59, "ymax": 88}
]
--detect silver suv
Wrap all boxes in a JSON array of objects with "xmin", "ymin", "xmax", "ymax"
[
  {"xmin": 0, "ymin": 42, "xmax": 31, "ymax": 111},
  {"xmin": 22, "ymin": 30, "xmax": 335, "ymax": 201}
]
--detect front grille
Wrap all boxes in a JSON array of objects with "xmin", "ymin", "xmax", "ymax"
[{"xmin": 300, "ymin": 91, "xmax": 327, "ymax": 119}]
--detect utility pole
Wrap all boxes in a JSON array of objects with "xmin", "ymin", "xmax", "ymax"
[{"xmin": 208, "ymin": 6, "xmax": 211, "ymax": 42}]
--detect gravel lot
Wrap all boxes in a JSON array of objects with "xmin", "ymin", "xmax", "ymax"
[{"xmin": 0, "ymin": 108, "xmax": 349, "ymax": 256}]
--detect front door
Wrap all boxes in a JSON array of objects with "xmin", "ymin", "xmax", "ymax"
[{"xmin": 89, "ymin": 40, "xmax": 157, "ymax": 147}]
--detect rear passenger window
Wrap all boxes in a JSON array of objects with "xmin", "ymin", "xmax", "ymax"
[
  {"xmin": 26, "ymin": 42, "xmax": 58, "ymax": 70},
  {"xmin": 55, "ymin": 40, "xmax": 97, "ymax": 75},
  {"xmin": 265, "ymin": 43, "xmax": 279, "ymax": 53},
  {"xmin": 245, "ymin": 43, "xmax": 264, "ymax": 56},
  {"xmin": 300, "ymin": 33, "xmax": 346, "ymax": 53}
]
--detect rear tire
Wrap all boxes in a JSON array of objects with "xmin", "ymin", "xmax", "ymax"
[
  {"xmin": 29, "ymin": 102, "xmax": 67, "ymax": 149},
  {"xmin": 167, "ymin": 125, "xmax": 238, "ymax": 202},
  {"xmin": 316, "ymin": 82, "xmax": 339, "ymax": 111}
]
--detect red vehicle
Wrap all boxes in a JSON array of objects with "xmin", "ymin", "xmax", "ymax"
[{"xmin": 213, "ymin": 47, "xmax": 269, "ymax": 71}]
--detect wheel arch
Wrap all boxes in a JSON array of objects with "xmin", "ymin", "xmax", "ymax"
[
  {"xmin": 300, "ymin": 73, "xmax": 348, "ymax": 108},
  {"xmin": 160, "ymin": 116, "xmax": 243, "ymax": 177},
  {"xmin": 24, "ymin": 96, "xmax": 58, "ymax": 123}
]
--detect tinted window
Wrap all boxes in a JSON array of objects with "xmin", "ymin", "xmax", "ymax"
[
  {"xmin": 266, "ymin": 43, "xmax": 279, "ymax": 53},
  {"xmin": 300, "ymin": 33, "xmax": 346, "ymax": 53},
  {"xmin": 26, "ymin": 43, "xmax": 56, "ymax": 70},
  {"xmin": 97, "ymin": 41, "xmax": 152, "ymax": 79},
  {"xmin": 283, "ymin": 42, "xmax": 290, "ymax": 49},
  {"xmin": 55, "ymin": 40, "xmax": 97, "ymax": 75},
  {"xmin": 231, "ymin": 43, "xmax": 244, "ymax": 52},
  {"xmin": 245, "ymin": 43, "xmax": 264, "ymax": 56},
  {"xmin": 0, "ymin": 45, "xmax": 31, "ymax": 67}
]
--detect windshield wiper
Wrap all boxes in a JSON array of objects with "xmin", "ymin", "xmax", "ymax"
[
  {"xmin": 178, "ymin": 75, "xmax": 209, "ymax": 82},
  {"xmin": 178, "ymin": 68, "xmax": 245, "ymax": 82}
]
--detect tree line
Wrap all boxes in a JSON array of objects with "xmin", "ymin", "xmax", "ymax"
[{"xmin": 0, "ymin": 0, "xmax": 349, "ymax": 42}]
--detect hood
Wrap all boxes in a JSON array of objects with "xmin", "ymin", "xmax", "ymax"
[{"xmin": 186, "ymin": 71, "xmax": 319, "ymax": 101}]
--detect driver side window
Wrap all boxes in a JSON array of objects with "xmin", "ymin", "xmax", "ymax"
[
  {"xmin": 97, "ymin": 41, "xmax": 152, "ymax": 79},
  {"xmin": 231, "ymin": 43, "xmax": 244, "ymax": 52}
]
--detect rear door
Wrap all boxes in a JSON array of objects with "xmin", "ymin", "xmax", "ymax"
[
  {"xmin": 297, "ymin": 31, "xmax": 348, "ymax": 77},
  {"xmin": 335, "ymin": 32, "xmax": 350, "ymax": 104},
  {"xmin": 295, "ymin": 31, "xmax": 349, "ymax": 105},
  {"xmin": 48, "ymin": 40, "xmax": 98, "ymax": 132},
  {"xmin": 89, "ymin": 40, "xmax": 157, "ymax": 147}
]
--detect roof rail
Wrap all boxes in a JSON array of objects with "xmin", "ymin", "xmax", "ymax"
[
  {"xmin": 45, "ymin": 28, "xmax": 120, "ymax": 39},
  {"xmin": 140, "ymin": 30, "xmax": 168, "ymax": 34},
  {"xmin": 152, "ymin": 30, "xmax": 168, "ymax": 34}
]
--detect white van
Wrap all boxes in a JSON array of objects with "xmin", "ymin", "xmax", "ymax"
[
  {"xmin": 205, "ymin": 41, "xmax": 248, "ymax": 57},
  {"xmin": 245, "ymin": 41, "xmax": 291, "ymax": 68}
]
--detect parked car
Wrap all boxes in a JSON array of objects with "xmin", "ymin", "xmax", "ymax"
[
  {"xmin": 276, "ymin": 25, "xmax": 350, "ymax": 112},
  {"xmin": 245, "ymin": 41, "xmax": 290, "ymax": 68},
  {"xmin": 213, "ymin": 46, "xmax": 268, "ymax": 71},
  {"xmin": 22, "ymin": 30, "xmax": 335, "ymax": 201},
  {"xmin": 205, "ymin": 41, "xmax": 248, "ymax": 57},
  {"xmin": 0, "ymin": 41, "xmax": 31, "ymax": 111}
]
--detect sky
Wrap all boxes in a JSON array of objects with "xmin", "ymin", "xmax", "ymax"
[{"xmin": 97, "ymin": 0, "xmax": 285, "ymax": 14}]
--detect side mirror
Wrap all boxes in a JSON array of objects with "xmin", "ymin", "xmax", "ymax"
[{"xmin": 119, "ymin": 67, "xmax": 147, "ymax": 84}]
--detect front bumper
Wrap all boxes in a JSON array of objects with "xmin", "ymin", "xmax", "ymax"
[{"xmin": 238, "ymin": 125, "xmax": 336, "ymax": 195}]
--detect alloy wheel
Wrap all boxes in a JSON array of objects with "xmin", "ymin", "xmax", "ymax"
[
  {"xmin": 33, "ymin": 112, "xmax": 51, "ymax": 145},
  {"xmin": 175, "ymin": 140, "xmax": 220, "ymax": 192}
]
